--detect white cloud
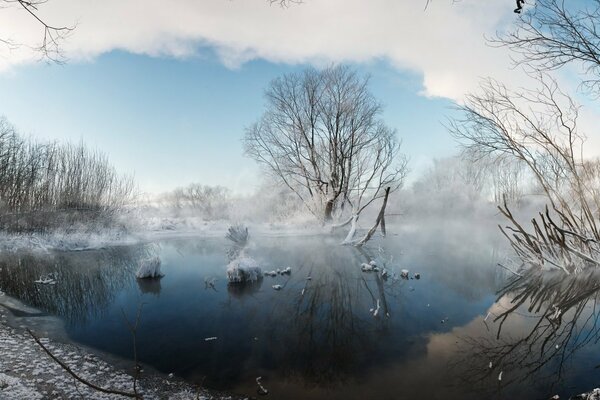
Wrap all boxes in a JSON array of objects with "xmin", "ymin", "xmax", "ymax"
[{"xmin": 0, "ymin": 0, "xmax": 528, "ymax": 100}]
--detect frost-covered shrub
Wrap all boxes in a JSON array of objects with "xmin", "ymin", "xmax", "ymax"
[
  {"xmin": 0, "ymin": 118, "xmax": 135, "ymax": 233},
  {"xmin": 135, "ymin": 256, "xmax": 163, "ymax": 279},
  {"xmin": 226, "ymin": 257, "xmax": 262, "ymax": 283}
]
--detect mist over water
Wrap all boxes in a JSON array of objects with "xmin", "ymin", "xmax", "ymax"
[{"xmin": 2, "ymin": 214, "xmax": 597, "ymax": 399}]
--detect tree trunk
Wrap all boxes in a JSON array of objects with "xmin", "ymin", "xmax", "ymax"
[
  {"xmin": 324, "ymin": 199, "xmax": 334, "ymax": 222},
  {"xmin": 341, "ymin": 214, "xmax": 359, "ymax": 244},
  {"xmin": 355, "ymin": 187, "xmax": 390, "ymax": 247}
]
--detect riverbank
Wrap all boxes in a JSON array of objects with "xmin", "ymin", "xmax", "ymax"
[{"xmin": 0, "ymin": 304, "xmax": 244, "ymax": 400}]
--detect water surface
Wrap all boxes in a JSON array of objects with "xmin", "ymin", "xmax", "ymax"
[{"xmin": 1, "ymin": 223, "xmax": 598, "ymax": 399}]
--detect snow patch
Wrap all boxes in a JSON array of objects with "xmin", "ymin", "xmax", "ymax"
[{"xmin": 226, "ymin": 257, "xmax": 262, "ymax": 283}]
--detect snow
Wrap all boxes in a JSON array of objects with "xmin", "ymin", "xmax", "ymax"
[
  {"xmin": 135, "ymin": 256, "xmax": 164, "ymax": 279},
  {"xmin": 256, "ymin": 376, "xmax": 269, "ymax": 395},
  {"xmin": 33, "ymin": 278, "xmax": 57, "ymax": 285},
  {"xmin": 341, "ymin": 214, "xmax": 359, "ymax": 245},
  {"xmin": 361, "ymin": 263, "xmax": 374, "ymax": 272},
  {"xmin": 0, "ymin": 314, "xmax": 240, "ymax": 400},
  {"xmin": 0, "ymin": 213, "xmax": 331, "ymax": 254},
  {"xmin": 370, "ymin": 299, "xmax": 381, "ymax": 317},
  {"xmin": 226, "ymin": 257, "xmax": 262, "ymax": 283},
  {"xmin": 573, "ymin": 388, "xmax": 600, "ymax": 399}
]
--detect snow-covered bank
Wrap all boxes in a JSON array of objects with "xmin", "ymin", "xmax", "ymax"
[
  {"xmin": 0, "ymin": 304, "xmax": 244, "ymax": 399},
  {"xmin": 0, "ymin": 216, "xmax": 331, "ymax": 253}
]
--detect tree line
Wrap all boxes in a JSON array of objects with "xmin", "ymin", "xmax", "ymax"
[{"xmin": 0, "ymin": 118, "xmax": 135, "ymax": 232}]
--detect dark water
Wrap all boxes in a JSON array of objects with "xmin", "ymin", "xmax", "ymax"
[{"xmin": 1, "ymin": 223, "xmax": 600, "ymax": 399}]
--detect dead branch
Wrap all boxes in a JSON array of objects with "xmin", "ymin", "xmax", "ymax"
[
  {"xmin": 354, "ymin": 187, "xmax": 390, "ymax": 247},
  {"xmin": 27, "ymin": 328, "xmax": 141, "ymax": 398}
]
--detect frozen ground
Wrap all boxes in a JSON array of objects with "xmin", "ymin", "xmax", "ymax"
[
  {"xmin": 0, "ymin": 298, "xmax": 244, "ymax": 400},
  {"xmin": 0, "ymin": 215, "xmax": 327, "ymax": 253}
]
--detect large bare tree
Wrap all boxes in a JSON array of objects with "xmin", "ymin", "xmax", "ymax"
[
  {"xmin": 451, "ymin": 74, "xmax": 600, "ymax": 274},
  {"xmin": 244, "ymin": 65, "xmax": 407, "ymax": 225},
  {"xmin": 449, "ymin": 0, "xmax": 600, "ymax": 275}
]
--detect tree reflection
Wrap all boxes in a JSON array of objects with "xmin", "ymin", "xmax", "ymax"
[
  {"xmin": 254, "ymin": 243, "xmax": 407, "ymax": 387},
  {"xmin": 0, "ymin": 245, "xmax": 157, "ymax": 325},
  {"xmin": 136, "ymin": 276, "xmax": 162, "ymax": 296},
  {"xmin": 457, "ymin": 267, "xmax": 600, "ymax": 396}
]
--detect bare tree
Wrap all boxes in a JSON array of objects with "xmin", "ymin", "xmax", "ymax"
[
  {"xmin": 0, "ymin": 118, "xmax": 135, "ymax": 232},
  {"xmin": 244, "ymin": 65, "xmax": 407, "ymax": 225},
  {"xmin": 450, "ymin": 74, "xmax": 600, "ymax": 274},
  {"xmin": 449, "ymin": 0, "xmax": 600, "ymax": 275},
  {"xmin": 494, "ymin": 0, "xmax": 600, "ymax": 95}
]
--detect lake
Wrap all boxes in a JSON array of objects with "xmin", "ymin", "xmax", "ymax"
[{"xmin": 1, "ymin": 221, "xmax": 599, "ymax": 399}]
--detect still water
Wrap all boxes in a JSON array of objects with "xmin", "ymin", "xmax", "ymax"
[{"xmin": 1, "ymin": 223, "xmax": 599, "ymax": 399}]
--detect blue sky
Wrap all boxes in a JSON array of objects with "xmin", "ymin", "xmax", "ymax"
[
  {"xmin": 0, "ymin": 0, "xmax": 542, "ymax": 194},
  {"xmin": 0, "ymin": 51, "xmax": 455, "ymax": 194}
]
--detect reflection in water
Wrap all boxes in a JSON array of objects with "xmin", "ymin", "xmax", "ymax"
[
  {"xmin": 229, "ymin": 243, "xmax": 409, "ymax": 391},
  {"xmin": 226, "ymin": 279, "xmax": 262, "ymax": 298},
  {"xmin": 0, "ymin": 245, "xmax": 157, "ymax": 325},
  {"xmin": 0, "ymin": 228, "xmax": 539, "ymax": 400},
  {"xmin": 457, "ymin": 267, "xmax": 600, "ymax": 398},
  {"xmin": 136, "ymin": 277, "xmax": 162, "ymax": 296}
]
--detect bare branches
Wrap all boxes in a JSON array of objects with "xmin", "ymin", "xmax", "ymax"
[
  {"xmin": 354, "ymin": 186, "xmax": 390, "ymax": 247},
  {"xmin": 164, "ymin": 184, "xmax": 230, "ymax": 220},
  {"xmin": 493, "ymin": 0, "xmax": 600, "ymax": 95},
  {"xmin": 499, "ymin": 198, "xmax": 600, "ymax": 275},
  {"xmin": 0, "ymin": 118, "xmax": 136, "ymax": 232},
  {"xmin": 451, "ymin": 74, "xmax": 600, "ymax": 274},
  {"xmin": 1, "ymin": 0, "xmax": 74, "ymax": 63},
  {"xmin": 244, "ymin": 65, "xmax": 407, "ymax": 223},
  {"xmin": 121, "ymin": 303, "xmax": 145, "ymax": 399},
  {"xmin": 267, "ymin": 0, "xmax": 303, "ymax": 6}
]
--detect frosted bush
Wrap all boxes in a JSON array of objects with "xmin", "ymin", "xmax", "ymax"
[{"xmin": 226, "ymin": 257, "xmax": 262, "ymax": 283}]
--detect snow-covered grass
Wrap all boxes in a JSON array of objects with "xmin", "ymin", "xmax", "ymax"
[
  {"xmin": 0, "ymin": 305, "xmax": 242, "ymax": 399},
  {"xmin": 226, "ymin": 257, "xmax": 262, "ymax": 283},
  {"xmin": 0, "ymin": 292, "xmax": 239, "ymax": 398},
  {"xmin": 0, "ymin": 214, "xmax": 332, "ymax": 254}
]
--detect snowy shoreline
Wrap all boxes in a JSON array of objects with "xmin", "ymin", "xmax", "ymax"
[
  {"xmin": 0, "ymin": 218, "xmax": 334, "ymax": 253},
  {"xmin": 0, "ymin": 297, "xmax": 245, "ymax": 400}
]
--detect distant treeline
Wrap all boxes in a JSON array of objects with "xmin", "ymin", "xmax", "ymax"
[{"xmin": 0, "ymin": 118, "xmax": 135, "ymax": 232}]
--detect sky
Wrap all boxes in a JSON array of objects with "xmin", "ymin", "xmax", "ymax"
[{"xmin": 0, "ymin": 0, "xmax": 594, "ymax": 195}]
